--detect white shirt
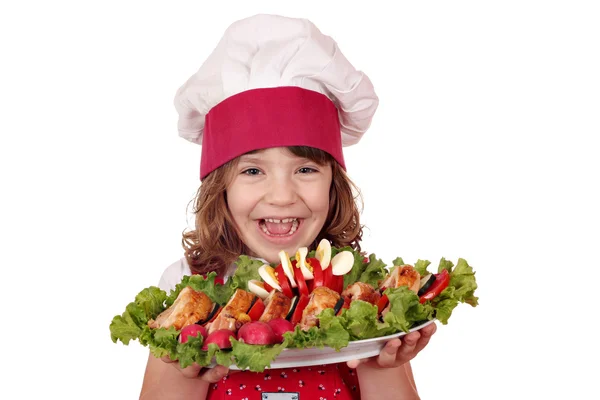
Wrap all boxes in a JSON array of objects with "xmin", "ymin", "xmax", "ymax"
[{"xmin": 157, "ymin": 257, "xmax": 268, "ymax": 293}]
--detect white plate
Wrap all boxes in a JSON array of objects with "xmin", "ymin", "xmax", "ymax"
[{"xmin": 211, "ymin": 319, "xmax": 436, "ymax": 370}]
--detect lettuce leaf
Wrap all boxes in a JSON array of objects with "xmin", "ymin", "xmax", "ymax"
[
  {"xmin": 167, "ymin": 273, "xmax": 231, "ymax": 306},
  {"xmin": 357, "ymin": 254, "xmax": 387, "ymax": 288},
  {"xmin": 230, "ymin": 338, "xmax": 289, "ymax": 372},
  {"xmin": 110, "ymin": 252, "xmax": 478, "ymax": 372},
  {"xmin": 449, "ymin": 258, "xmax": 479, "ymax": 306},
  {"xmin": 383, "ymin": 286, "xmax": 434, "ymax": 332},
  {"xmin": 228, "ymin": 255, "xmax": 264, "ymax": 292},
  {"xmin": 337, "ymin": 300, "xmax": 394, "ymax": 340},
  {"xmin": 413, "ymin": 259, "xmax": 432, "ymax": 276},
  {"xmin": 110, "ymin": 286, "xmax": 166, "ymax": 345}
]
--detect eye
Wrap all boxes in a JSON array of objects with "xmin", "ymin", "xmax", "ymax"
[
  {"xmin": 242, "ymin": 168, "xmax": 262, "ymax": 176},
  {"xmin": 297, "ymin": 167, "xmax": 318, "ymax": 174}
]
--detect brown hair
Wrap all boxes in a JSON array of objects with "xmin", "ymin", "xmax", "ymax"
[{"xmin": 182, "ymin": 146, "xmax": 363, "ymax": 276}]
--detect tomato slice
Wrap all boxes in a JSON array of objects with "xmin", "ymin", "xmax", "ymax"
[
  {"xmin": 419, "ymin": 269, "xmax": 450, "ymax": 304},
  {"xmin": 247, "ymin": 298, "xmax": 265, "ymax": 321},
  {"xmin": 376, "ymin": 294, "xmax": 389, "ymax": 315},
  {"xmin": 292, "ymin": 260, "xmax": 310, "ymax": 297},
  {"xmin": 307, "ymin": 258, "xmax": 324, "ymax": 290},
  {"xmin": 275, "ymin": 264, "xmax": 294, "ymax": 298},
  {"xmin": 291, "ymin": 294, "xmax": 310, "ymax": 325}
]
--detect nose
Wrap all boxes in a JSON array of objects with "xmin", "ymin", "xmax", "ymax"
[{"xmin": 264, "ymin": 175, "xmax": 298, "ymax": 206}]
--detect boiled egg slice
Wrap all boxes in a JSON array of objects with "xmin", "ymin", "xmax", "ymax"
[
  {"xmin": 248, "ymin": 279, "xmax": 270, "ymax": 299},
  {"xmin": 331, "ymin": 250, "xmax": 354, "ymax": 276},
  {"xmin": 295, "ymin": 246, "xmax": 314, "ymax": 280},
  {"xmin": 279, "ymin": 250, "xmax": 297, "ymax": 288},
  {"xmin": 316, "ymin": 239, "xmax": 332, "ymax": 270},
  {"xmin": 258, "ymin": 264, "xmax": 282, "ymax": 291}
]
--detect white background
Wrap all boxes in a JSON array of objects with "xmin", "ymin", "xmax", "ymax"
[{"xmin": 1, "ymin": 1, "xmax": 599, "ymax": 399}]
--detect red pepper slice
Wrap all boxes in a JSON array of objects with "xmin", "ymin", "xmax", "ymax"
[
  {"xmin": 336, "ymin": 297, "xmax": 351, "ymax": 316},
  {"xmin": 275, "ymin": 264, "xmax": 294, "ymax": 298},
  {"xmin": 323, "ymin": 264, "xmax": 334, "ymax": 290},
  {"xmin": 263, "ymin": 281, "xmax": 274, "ymax": 292},
  {"xmin": 247, "ymin": 298, "xmax": 265, "ymax": 321},
  {"xmin": 307, "ymin": 258, "xmax": 324, "ymax": 290},
  {"xmin": 291, "ymin": 294, "xmax": 310, "ymax": 325},
  {"xmin": 292, "ymin": 260, "xmax": 310, "ymax": 297},
  {"xmin": 377, "ymin": 294, "xmax": 389, "ymax": 315},
  {"xmin": 203, "ymin": 305, "xmax": 222, "ymax": 325},
  {"xmin": 419, "ymin": 270, "xmax": 450, "ymax": 304},
  {"xmin": 331, "ymin": 275, "xmax": 344, "ymax": 294}
]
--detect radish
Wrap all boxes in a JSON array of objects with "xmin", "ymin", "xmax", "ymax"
[
  {"xmin": 237, "ymin": 321, "xmax": 276, "ymax": 345},
  {"xmin": 201, "ymin": 329, "xmax": 237, "ymax": 350},
  {"xmin": 179, "ymin": 324, "xmax": 208, "ymax": 344},
  {"xmin": 267, "ymin": 318, "xmax": 294, "ymax": 343}
]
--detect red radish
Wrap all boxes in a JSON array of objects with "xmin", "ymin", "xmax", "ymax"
[
  {"xmin": 179, "ymin": 324, "xmax": 208, "ymax": 344},
  {"xmin": 202, "ymin": 329, "xmax": 237, "ymax": 350},
  {"xmin": 237, "ymin": 321, "xmax": 276, "ymax": 345},
  {"xmin": 267, "ymin": 318, "xmax": 294, "ymax": 343}
]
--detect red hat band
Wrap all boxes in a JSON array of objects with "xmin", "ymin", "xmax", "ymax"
[{"xmin": 201, "ymin": 86, "xmax": 345, "ymax": 180}]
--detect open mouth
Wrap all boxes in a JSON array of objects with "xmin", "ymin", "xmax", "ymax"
[{"xmin": 258, "ymin": 218, "xmax": 300, "ymax": 236}]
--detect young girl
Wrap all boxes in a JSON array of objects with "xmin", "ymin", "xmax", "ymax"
[{"xmin": 140, "ymin": 14, "xmax": 436, "ymax": 400}]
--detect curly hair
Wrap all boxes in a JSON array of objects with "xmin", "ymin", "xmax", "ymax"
[{"xmin": 182, "ymin": 146, "xmax": 363, "ymax": 276}]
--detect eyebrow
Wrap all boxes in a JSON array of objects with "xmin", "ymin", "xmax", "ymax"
[{"xmin": 238, "ymin": 154, "xmax": 263, "ymax": 164}]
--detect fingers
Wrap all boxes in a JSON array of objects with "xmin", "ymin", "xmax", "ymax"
[
  {"xmin": 376, "ymin": 338, "xmax": 402, "ymax": 367},
  {"xmin": 198, "ymin": 365, "xmax": 230, "ymax": 383},
  {"xmin": 161, "ymin": 355, "xmax": 176, "ymax": 363},
  {"xmin": 180, "ymin": 363, "xmax": 203, "ymax": 379},
  {"xmin": 160, "ymin": 356, "xmax": 229, "ymax": 382},
  {"xmin": 396, "ymin": 331, "xmax": 420, "ymax": 362},
  {"xmin": 413, "ymin": 322, "xmax": 437, "ymax": 354}
]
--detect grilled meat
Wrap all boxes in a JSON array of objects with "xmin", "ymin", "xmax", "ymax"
[
  {"xmin": 342, "ymin": 281, "xmax": 381, "ymax": 305},
  {"xmin": 259, "ymin": 290, "xmax": 292, "ymax": 322},
  {"xmin": 300, "ymin": 286, "xmax": 340, "ymax": 331},
  {"xmin": 207, "ymin": 288, "xmax": 255, "ymax": 334},
  {"xmin": 380, "ymin": 265, "xmax": 421, "ymax": 294},
  {"xmin": 148, "ymin": 286, "xmax": 213, "ymax": 330}
]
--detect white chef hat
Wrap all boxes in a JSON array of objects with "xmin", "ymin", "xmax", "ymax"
[{"xmin": 174, "ymin": 14, "xmax": 379, "ymax": 179}]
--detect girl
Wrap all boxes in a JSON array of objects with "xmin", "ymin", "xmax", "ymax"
[{"xmin": 140, "ymin": 14, "xmax": 436, "ymax": 400}]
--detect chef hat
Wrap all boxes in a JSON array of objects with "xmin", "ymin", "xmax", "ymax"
[{"xmin": 174, "ymin": 14, "xmax": 379, "ymax": 180}]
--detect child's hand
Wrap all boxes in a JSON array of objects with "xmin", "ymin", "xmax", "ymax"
[
  {"xmin": 346, "ymin": 322, "xmax": 437, "ymax": 369},
  {"xmin": 161, "ymin": 356, "xmax": 230, "ymax": 382}
]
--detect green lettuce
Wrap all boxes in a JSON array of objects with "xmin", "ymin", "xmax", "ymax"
[
  {"xmin": 357, "ymin": 254, "xmax": 387, "ymax": 288},
  {"xmin": 230, "ymin": 338, "xmax": 289, "ymax": 372},
  {"xmin": 110, "ymin": 251, "xmax": 478, "ymax": 372},
  {"xmin": 228, "ymin": 255, "xmax": 264, "ymax": 292}
]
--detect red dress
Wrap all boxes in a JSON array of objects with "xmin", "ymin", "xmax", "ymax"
[{"xmin": 206, "ymin": 363, "xmax": 361, "ymax": 400}]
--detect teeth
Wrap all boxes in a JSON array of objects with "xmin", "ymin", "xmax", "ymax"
[
  {"xmin": 264, "ymin": 218, "xmax": 297, "ymax": 223},
  {"xmin": 260, "ymin": 219, "xmax": 299, "ymax": 236}
]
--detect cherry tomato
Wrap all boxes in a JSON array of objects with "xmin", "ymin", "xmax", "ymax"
[
  {"xmin": 247, "ymin": 298, "xmax": 265, "ymax": 321},
  {"xmin": 275, "ymin": 264, "xmax": 294, "ymax": 298}
]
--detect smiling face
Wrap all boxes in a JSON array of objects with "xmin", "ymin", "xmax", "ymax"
[{"xmin": 226, "ymin": 147, "xmax": 333, "ymax": 264}]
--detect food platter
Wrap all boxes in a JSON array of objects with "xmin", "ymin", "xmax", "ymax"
[{"xmin": 211, "ymin": 319, "xmax": 436, "ymax": 370}]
